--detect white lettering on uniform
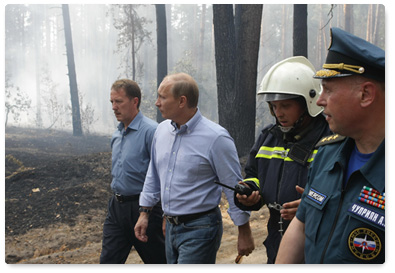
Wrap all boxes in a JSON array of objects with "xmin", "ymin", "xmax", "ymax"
[
  {"xmin": 348, "ymin": 202, "xmax": 385, "ymax": 229},
  {"xmin": 378, "ymin": 216, "xmax": 385, "ymax": 227},
  {"xmin": 308, "ymin": 190, "xmax": 324, "ymax": 203},
  {"xmin": 365, "ymin": 211, "xmax": 371, "ymax": 219},
  {"xmin": 352, "ymin": 204, "xmax": 360, "ymax": 213},
  {"xmin": 371, "ymin": 213, "xmax": 378, "ymax": 222},
  {"xmin": 307, "ymin": 188, "xmax": 328, "ymax": 205},
  {"xmin": 313, "ymin": 192, "xmax": 323, "ymax": 202}
]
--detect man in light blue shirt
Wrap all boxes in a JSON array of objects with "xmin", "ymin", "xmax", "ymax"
[
  {"xmin": 135, "ymin": 73, "xmax": 254, "ymax": 263},
  {"xmin": 110, "ymin": 112, "xmax": 156, "ymax": 196},
  {"xmin": 100, "ymin": 79, "xmax": 166, "ymax": 264}
]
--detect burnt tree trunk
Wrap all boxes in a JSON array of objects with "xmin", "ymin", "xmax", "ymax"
[
  {"xmin": 213, "ymin": 4, "xmax": 236, "ymax": 137},
  {"xmin": 213, "ymin": 4, "xmax": 262, "ymax": 156},
  {"xmin": 155, "ymin": 4, "xmax": 167, "ymax": 123},
  {"xmin": 62, "ymin": 4, "xmax": 82, "ymax": 136},
  {"xmin": 293, "ymin": 4, "xmax": 308, "ymax": 58},
  {"xmin": 234, "ymin": 4, "xmax": 262, "ymax": 156}
]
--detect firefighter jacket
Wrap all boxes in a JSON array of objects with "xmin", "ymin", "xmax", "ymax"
[{"xmin": 234, "ymin": 113, "xmax": 331, "ymax": 263}]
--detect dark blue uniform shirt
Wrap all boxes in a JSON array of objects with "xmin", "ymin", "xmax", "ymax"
[{"xmin": 297, "ymin": 137, "xmax": 385, "ymax": 263}]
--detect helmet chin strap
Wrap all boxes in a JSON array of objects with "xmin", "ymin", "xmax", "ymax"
[
  {"xmin": 276, "ymin": 110, "xmax": 308, "ymax": 137},
  {"xmin": 279, "ymin": 125, "xmax": 293, "ymax": 133}
]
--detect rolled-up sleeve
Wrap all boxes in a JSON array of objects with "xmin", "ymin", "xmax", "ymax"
[
  {"xmin": 139, "ymin": 136, "xmax": 161, "ymax": 207},
  {"xmin": 210, "ymin": 134, "xmax": 250, "ymax": 226}
]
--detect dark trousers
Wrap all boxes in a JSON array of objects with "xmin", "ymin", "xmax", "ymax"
[
  {"xmin": 100, "ymin": 195, "xmax": 166, "ymax": 264},
  {"xmin": 264, "ymin": 210, "xmax": 291, "ymax": 264}
]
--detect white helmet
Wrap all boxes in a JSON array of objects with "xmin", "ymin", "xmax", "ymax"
[{"xmin": 258, "ymin": 56, "xmax": 323, "ymax": 117}]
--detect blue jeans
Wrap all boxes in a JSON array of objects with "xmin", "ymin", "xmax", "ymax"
[{"xmin": 165, "ymin": 207, "xmax": 223, "ymax": 264}]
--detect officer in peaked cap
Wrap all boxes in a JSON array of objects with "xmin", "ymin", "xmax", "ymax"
[
  {"xmin": 314, "ymin": 27, "xmax": 385, "ymax": 82},
  {"xmin": 276, "ymin": 28, "xmax": 385, "ymax": 264}
]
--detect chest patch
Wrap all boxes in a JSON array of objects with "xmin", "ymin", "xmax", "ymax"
[
  {"xmin": 306, "ymin": 188, "xmax": 327, "ymax": 205},
  {"xmin": 348, "ymin": 227, "xmax": 382, "ymax": 261},
  {"xmin": 348, "ymin": 203, "xmax": 385, "ymax": 228}
]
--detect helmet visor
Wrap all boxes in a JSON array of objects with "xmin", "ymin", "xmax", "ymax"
[{"xmin": 261, "ymin": 93, "xmax": 301, "ymax": 102}]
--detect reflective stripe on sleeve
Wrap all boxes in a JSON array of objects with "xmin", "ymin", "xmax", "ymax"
[
  {"xmin": 256, "ymin": 146, "xmax": 318, "ymax": 163},
  {"xmin": 243, "ymin": 177, "xmax": 260, "ymax": 188}
]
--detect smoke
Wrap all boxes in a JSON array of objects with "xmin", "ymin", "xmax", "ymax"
[{"xmin": 4, "ymin": 4, "xmax": 385, "ymax": 137}]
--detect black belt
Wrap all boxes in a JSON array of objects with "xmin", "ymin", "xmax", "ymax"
[
  {"xmin": 114, "ymin": 193, "xmax": 139, "ymax": 203},
  {"xmin": 164, "ymin": 207, "xmax": 217, "ymax": 225}
]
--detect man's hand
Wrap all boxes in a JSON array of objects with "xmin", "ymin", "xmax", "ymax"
[
  {"xmin": 134, "ymin": 212, "xmax": 150, "ymax": 242},
  {"xmin": 236, "ymin": 183, "xmax": 261, "ymax": 206},
  {"xmin": 237, "ymin": 222, "xmax": 255, "ymax": 257},
  {"xmin": 280, "ymin": 185, "xmax": 304, "ymax": 221}
]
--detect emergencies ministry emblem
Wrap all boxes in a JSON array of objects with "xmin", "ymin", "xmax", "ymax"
[{"xmin": 348, "ymin": 227, "xmax": 381, "ymax": 260}]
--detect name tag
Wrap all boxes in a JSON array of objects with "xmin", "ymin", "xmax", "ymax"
[
  {"xmin": 307, "ymin": 188, "xmax": 327, "ymax": 205},
  {"xmin": 348, "ymin": 203, "xmax": 385, "ymax": 228}
]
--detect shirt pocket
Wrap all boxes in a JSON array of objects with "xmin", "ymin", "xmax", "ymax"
[
  {"xmin": 174, "ymin": 155, "xmax": 202, "ymax": 182},
  {"xmin": 303, "ymin": 189, "xmax": 331, "ymax": 244}
]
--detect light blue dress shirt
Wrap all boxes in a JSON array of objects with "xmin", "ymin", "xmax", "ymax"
[
  {"xmin": 140, "ymin": 109, "xmax": 250, "ymax": 226},
  {"xmin": 110, "ymin": 111, "xmax": 158, "ymax": 196}
]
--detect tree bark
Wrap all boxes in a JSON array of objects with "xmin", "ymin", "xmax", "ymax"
[
  {"xmin": 293, "ymin": 4, "xmax": 308, "ymax": 57},
  {"xmin": 214, "ymin": 4, "xmax": 262, "ymax": 156},
  {"xmin": 234, "ymin": 4, "xmax": 262, "ymax": 156},
  {"xmin": 213, "ymin": 4, "xmax": 236, "ymax": 133},
  {"xmin": 62, "ymin": 4, "xmax": 82, "ymax": 136},
  {"xmin": 155, "ymin": 4, "xmax": 167, "ymax": 123}
]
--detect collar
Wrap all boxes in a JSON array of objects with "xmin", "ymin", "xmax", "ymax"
[
  {"xmin": 332, "ymin": 138, "xmax": 385, "ymax": 192},
  {"xmin": 360, "ymin": 140, "xmax": 385, "ymax": 192},
  {"xmin": 287, "ymin": 115, "xmax": 329, "ymax": 165},
  {"xmin": 118, "ymin": 111, "xmax": 143, "ymax": 133},
  {"xmin": 170, "ymin": 108, "xmax": 202, "ymax": 134}
]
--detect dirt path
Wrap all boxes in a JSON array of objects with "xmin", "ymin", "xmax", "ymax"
[{"xmin": 5, "ymin": 207, "xmax": 268, "ymax": 264}]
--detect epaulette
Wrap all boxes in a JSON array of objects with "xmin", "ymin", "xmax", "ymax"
[{"xmin": 315, "ymin": 134, "xmax": 346, "ymax": 147}]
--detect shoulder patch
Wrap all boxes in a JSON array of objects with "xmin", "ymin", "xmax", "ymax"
[{"xmin": 315, "ymin": 134, "xmax": 346, "ymax": 147}]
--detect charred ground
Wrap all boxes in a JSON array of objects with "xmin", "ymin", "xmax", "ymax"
[{"xmin": 5, "ymin": 127, "xmax": 112, "ymax": 236}]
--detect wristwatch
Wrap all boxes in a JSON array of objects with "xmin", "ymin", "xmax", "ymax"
[{"xmin": 138, "ymin": 207, "xmax": 152, "ymax": 215}]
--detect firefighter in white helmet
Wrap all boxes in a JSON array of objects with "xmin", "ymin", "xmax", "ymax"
[{"xmin": 234, "ymin": 56, "xmax": 331, "ymax": 263}]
